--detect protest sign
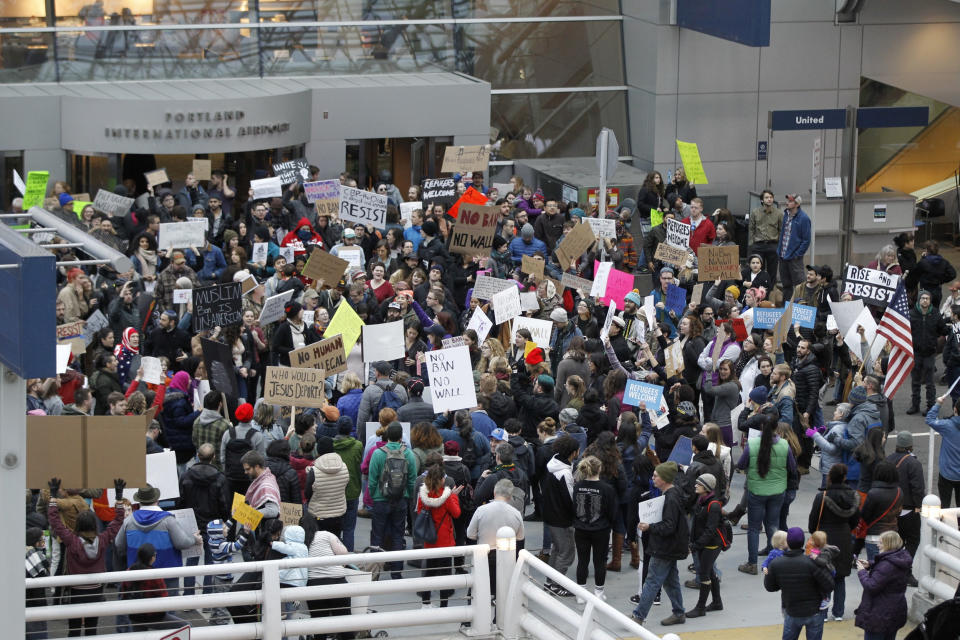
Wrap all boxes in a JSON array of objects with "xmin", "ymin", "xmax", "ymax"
[
  {"xmin": 425, "ymin": 346, "xmax": 477, "ymax": 413},
  {"xmin": 400, "ymin": 201, "xmax": 422, "ymax": 224},
  {"xmin": 339, "ymin": 186, "xmax": 387, "ymax": 229},
  {"xmin": 753, "ymin": 307, "xmax": 786, "ymax": 330},
  {"xmin": 791, "ymin": 303, "xmax": 817, "ymax": 329},
  {"xmin": 232, "ymin": 493, "xmax": 264, "ymax": 530},
  {"xmin": 56, "ymin": 321, "xmax": 86, "ymax": 355},
  {"xmin": 827, "ymin": 298, "xmax": 864, "ymax": 336},
  {"xmin": 56, "ymin": 344, "xmax": 72, "ymax": 374},
  {"xmin": 555, "ymin": 220, "xmax": 596, "ymax": 268},
  {"xmin": 173, "ymin": 289, "xmax": 191, "ymax": 304},
  {"xmin": 676, "ymin": 140, "xmax": 708, "ymax": 184},
  {"xmin": 169, "ymin": 509, "xmax": 202, "ymax": 559},
  {"xmin": 144, "ymin": 168, "xmax": 169, "ymax": 188},
  {"xmin": 280, "ymin": 503, "xmax": 303, "ymax": 527},
  {"xmin": 560, "ymin": 272, "xmax": 593, "ymax": 293},
  {"xmin": 277, "ymin": 246, "xmax": 294, "ymax": 264},
  {"xmin": 251, "ymin": 242, "xmax": 268, "ymax": 264},
  {"xmin": 82, "ymin": 309, "xmax": 110, "ymax": 344},
  {"xmin": 664, "ymin": 341, "xmax": 684, "ymax": 378},
  {"xmin": 585, "ymin": 218, "xmax": 616, "ymax": 239},
  {"xmin": 643, "ymin": 295, "xmax": 657, "ymax": 328},
  {"xmin": 258, "ymin": 290, "xmax": 296, "ymax": 325},
  {"xmin": 290, "ymin": 334, "xmax": 348, "ymax": 376},
  {"xmin": 193, "ymin": 282, "xmax": 243, "ymax": 332},
  {"xmin": 844, "ymin": 306, "xmax": 878, "ymax": 361},
  {"xmin": 520, "ymin": 291, "xmax": 540, "ymax": 312},
  {"xmin": 593, "ymin": 261, "xmax": 634, "ymax": 307},
  {"xmin": 826, "ymin": 314, "xmax": 838, "ymax": 332},
  {"xmin": 654, "ymin": 243, "xmax": 687, "ymax": 268},
  {"xmin": 665, "ymin": 218, "xmax": 691, "ymax": 249},
  {"xmin": 113, "ymin": 447, "xmax": 179, "ymax": 503},
  {"xmin": 521, "ymin": 255, "xmax": 545, "ymax": 279},
  {"xmin": 466, "ymin": 308, "xmax": 494, "ymax": 343},
  {"xmin": 493, "ymin": 285, "xmax": 522, "ymax": 324},
  {"xmin": 302, "ymin": 247, "xmax": 349, "ymax": 287},
  {"xmin": 843, "ymin": 264, "xmax": 899, "ymax": 307},
  {"xmin": 325, "ymin": 302, "xmax": 364, "ymax": 354},
  {"xmin": 450, "ymin": 204, "xmax": 498, "ymax": 256},
  {"xmin": 339, "ymin": 247, "xmax": 364, "ymax": 274},
  {"xmin": 772, "ymin": 301, "xmax": 794, "ymax": 351},
  {"xmin": 473, "ymin": 274, "xmax": 515, "ymax": 300},
  {"xmin": 623, "ymin": 379, "xmax": 665, "ymax": 409},
  {"xmin": 442, "ymin": 336, "xmax": 466, "ymax": 349},
  {"xmin": 302, "ymin": 310, "xmax": 315, "ymax": 326},
  {"xmin": 263, "ymin": 366, "xmax": 328, "ymax": 408},
  {"xmin": 665, "ymin": 284, "xmax": 686, "ymax": 317},
  {"xmin": 192, "ymin": 159, "xmax": 211, "ymax": 181},
  {"xmin": 201, "ymin": 338, "xmax": 240, "ymax": 398},
  {"xmin": 93, "ymin": 189, "xmax": 134, "ymax": 216},
  {"xmin": 600, "ymin": 301, "xmax": 617, "ymax": 341},
  {"xmin": 273, "ymin": 159, "xmax": 310, "ymax": 184},
  {"xmin": 691, "ymin": 283, "xmax": 705, "ymax": 306},
  {"xmin": 303, "ymin": 179, "xmax": 340, "ymax": 210},
  {"xmin": 27, "ymin": 416, "xmax": 83, "ymax": 487},
  {"xmin": 420, "ymin": 177, "xmax": 457, "ymax": 211},
  {"xmin": 667, "ymin": 435, "xmax": 694, "ymax": 466},
  {"xmin": 13, "ymin": 169, "xmax": 25, "ymax": 195},
  {"xmin": 141, "ymin": 356, "xmax": 163, "ymax": 385},
  {"xmin": 251, "ymin": 176, "xmax": 283, "ymax": 199},
  {"xmin": 22, "ymin": 171, "xmax": 49, "ymax": 209},
  {"xmin": 361, "ymin": 320, "xmax": 405, "ymax": 362},
  {"xmin": 591, "ymin": 262, "xmax": 613, "ymax": 298},
  {"xmin": 158, "ymin": 220, "xmax": 208, "ymax": 251},
  {"xmin": 511, "ymin": 316, "xmax": 553, "ymax": 348},
  {"xmin": 441, "ymin": 144, "xmax": 491, "ymax": 174},
  {"xmin": 637, "ymin": 495, "xmax": 665, "ymax": 525},
  {"xmin": 697, "ymin": 245, "xmax": 740, "ymax": 280}
]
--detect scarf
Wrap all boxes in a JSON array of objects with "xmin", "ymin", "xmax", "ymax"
[
  {"xmin": 246, "ymin": 467, "xmax": 282, "ymax": 509},
  {"xmin": 114, "ymin": 327, "xmax": 139, "ymax": 356},
  {"xmin": 169, "ymin": 371, "xmax": 191, "ymax": 393},
  {"xmin": 136, "ymin": 247, "xmax": 158, "ymax": 277}
]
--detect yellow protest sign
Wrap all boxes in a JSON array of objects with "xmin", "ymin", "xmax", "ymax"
[
  {"xmin": 675, "ymin": 140, "xmax": 708, "ymax": 185},
  {"xmin": 232, "ymin": 492, "xmax": 264, "ymax": 530},
  {"xmin": 325, "ymin": 302, "xmax": 364, "ymax": 355},
  {"xmin": 232, "ymin": 492, "xmax": 245, "ymax": 513},
  {"xmin": 523, "ymin": 341, "xmax": 538, "ymax": 358},
  {"xmin": 650, "ymin": 208, "xmax": 665, "ymax": 228},
  {"xmin": 23, "ymin": 171, "xmax": 50, "ymax": 209}
]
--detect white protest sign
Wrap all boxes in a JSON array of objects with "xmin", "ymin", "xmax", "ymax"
[
  {"xmin": 520, "ymin": 291, "xmax": 540, "ymax": 312},
  {"xmin": 82, "ymin": 309, "xmax": 110, "ymax": 344},
  {"xmin": 844, "ymin": 305, "xmax": 877, "ymax": 360},
  {"xmin": 339, "ymin": 247, "xmax": 364, "ymax": 273},
  {"xmin": 122, "ymin": 449, "xmax": 180, "ymax": 502},
  {"xmin": 493, "ymin": 285, "xmax": 522, "ymax": 325},
  {"xmin": 158, "ymin": 220, "xmax": 208, "ymax": 251},
  {"xmin": 664, "ymin": 218, "xmax": 690, "ymax": 249},
  {"xmin": 339, "ymin": 186, "xmax": 388, "ymax": 229},
  {"xmin": 466, "ymin": 308, "xmax": 493, "ymax": 343},
  {"xmin": 278, "ymin": 246, "xmax": 295, "ymax": 264},
  {"xmin": 258, "ymin": 290, "xmax": 295, "ymax": 325},
  {"xmin": 442, "ymin": 336, "xmax": 467, "ymax": 349},
  {"xmin": 251, "ymin": 242, "xmax": 268, "ymax": 264},
  {"xmin": 591, "ymin": 262, "xmax": 613, "ymax": 297},
  {"xmin": 425, "ymin": 346, "xmax": 477, "ymax": 413},
  {"xmin": 141, "ymin": 356, "xmax": 164, "ymax": 385},
  {"xmin": 93, "ymin": 189, "xmax": 135, "ymax": 216},
  {"xmin": 473, "ymin": 274, "xmax": 516, "ymax": 300},
  {"xmin": 600, "ymin": 300, "xmax": 617, "ymax": 341},
  {"xmin": 825, "ymin": 177, "xmax": 843, "ymax": 198},
  {"xmin": 56, "ymin": 344, "xmax": 72, "ymax": 374},
  {"xmin": 400, "ymin": 202, "xmax": 422, "ymax": 224},
  {"xmin": 826, "ymin": 314, "xmax": 838, "ymax": 332},
  {"xmin": 302, "ymin": 310, "xmax": 315, "ymax": 326},
  {"xmin": 637, "ymin": 495, "xmax": 665, "ymax": 524},
  {"xmin": 642, "ymin": 295, "xmax": 657, "ymax": 328},
  {"xmin": 511, "ymin": 316, "xmax": 553, "ymax": 348},
  {"xmin": 250, "ymin": 176, "xmax": 283, "ymax": 199},
  {"xmin": 173, "ymin": 289, "xmax": 191, "ymax": 304},
  {"xmin": 843, "ymin": 264, "xmax": 900, "ymax": 308},
  {"xmin": 170, "ymin": 508, "xmax": 202, "ymax": 559},
  {"xmin": 361, "ymin": 320, "xmax": 405, "ymax": 362},
  {"xmin": 827, "ymin": 298, "xmax": 864, "ymax": 337},
  {"xmin": 586, "ymin": 218, "xmax": 616, "ymax": 239},
  {"xmin": 13, "ymin": 169, "xmax": 26, "ymax": 195}
]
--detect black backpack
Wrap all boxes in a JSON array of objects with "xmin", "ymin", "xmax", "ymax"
[
  {"xmin": 460, "ymin": 434, "xmax": 478, "ymax": 471},
  {"xmin": 224, "ymin": 427, "xmax": 255, "ymax": 483},
  {"xmin": 709, "ymin": 500, "xmax": 734, "ymax": 551},
  {"xmin": 379, "ymin": 444, "xmax": 409, "ymax": 500}
]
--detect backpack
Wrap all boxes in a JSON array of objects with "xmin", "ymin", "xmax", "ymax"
[
  {"xmin": 376, "ymin": 382, "xmax": 404, "ymax": 414},
  {"xmin": 460, "ymin": 434, "xmax": 478, "ymax": 471},
  {"xmin": 709, "ymin": 500, "xmax": 734, "ymax": 551},
  {"xmin": 506, "ymin": 482, "xmax": 527, "ymax": 516},
  {"xmin": 379, "ymin": 444, "xmax": 409, "ymax": 500},
  {"xmin": 224, "ymin": 427, "xmax": 256, "ymax": 483},
  {"xmin": 413, "ymin": 507, "xmax": 448, "ymax": 544}
]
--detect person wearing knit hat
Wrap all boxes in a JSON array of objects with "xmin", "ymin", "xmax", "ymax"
[
  {"xmin": 524, "ymin": 346, "xmax": 546, "ymax": 367},
  {"xmin": 847, "ymin": 385, "xmax": 867, "ymax": 406},
  {"xmin": 321, "ymin": 405, "xmax": 340, "ymax": 422},
  {"xmin": 58, "ymin": 192, "xmax": 74, "ymax": 208},
  {"xmin": 676, "ymin": 400, "xmax": 698, "ymax": 417},
  {"xmin": 521, "ymin": 222, "xmax": 535, "ymax": 239},
  {"xmin": 443, "ymin": 440, "xmax": 460, "ymax": 457},
  {"xmin": 748, "ymin": 385, "xmax": 768, "ymax": 406},
  {"xmin": 536, "ymin": 374, "xmax": 554, "ymax": 394},
  {"xmin": 235, "ymin": 403, "xmax": 254, "ymax": 422},
  {"xmin": 695, "ymin": 473, "xmax": 716, "ymax": 493},
  {"xmin": 570, "ymin": 207, "xmax": 585, "ymax": 219},
  {"xmin": 549, "ymin": 307, "xmax": 568, "ymax": 324},
  {"xmin": 221, "ymin": 403, "xmax": 266, "ymax": 479},
  {"xmin": 725, "ymin": 285, "xmax": 741, "ymax": 301},
  {"xmin": 785, "ymin": 526, "xmax": 805, "ymax": 549},
  {"xmin": 654, "ymin": 461, "xmax": 678, "ymax": 484},
  {"xmin": 625, "ymin": 289, "xmax": 644, "ymax": 307},
  {"xmin": 510, "ymin": 222, "xmax": 548, "ymax": 267},
  {"xmin": 422, "ymin": 219, "xmax": 439, "ymax": 238}
]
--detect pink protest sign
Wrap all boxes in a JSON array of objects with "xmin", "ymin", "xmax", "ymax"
[{"xmin": 593, "ymin": 261, "xmax": 635, "ymax": 306}]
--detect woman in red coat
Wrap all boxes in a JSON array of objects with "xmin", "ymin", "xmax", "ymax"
[{"xmin": 416, "ymin": 462, "xmax": 462, "ymax": 608}]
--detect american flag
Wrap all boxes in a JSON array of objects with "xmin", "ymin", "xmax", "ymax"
[{"xmin": 876, "ymin": 281, "xmax": 914, "ymax": 399}]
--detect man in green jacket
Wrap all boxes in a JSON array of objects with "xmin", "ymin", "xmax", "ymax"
[
  {"xmin": 333, "ymin": 418, "xmax": 364, "ymax": 551},
  {"xmin": 368, "ymin": 422, "xmax": 417, "ymax": 578}
]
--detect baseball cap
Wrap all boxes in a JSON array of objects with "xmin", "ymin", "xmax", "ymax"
[{"xmin": 490, "ymin": 428, "xmax": 507, "ymax": 441}]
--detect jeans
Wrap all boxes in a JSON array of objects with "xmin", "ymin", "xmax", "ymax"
[
  {"xmin": 632, "ymin": 556, "xmax": 684, "ymax": 620},
  {"xmin": 342, "ymin": 498, "xmax": 359, "ymax": 551},
  {"xmin": 209, "ymin": 575, "xmax": 233, "ymax": 625},
  {"xmin": 782, "ymin": 611, "xmax": 824, "ymax": 640},
  {"xmin": 371, "ymin": 498, "xmax": 408, "ymax": 576},
  {"xmin": 747, "ymin": 491, "xmax": 784, "ymax": 564},
  {"xmin": 830, "ymin": 573, "xmax": 846, "ymax": 618},
  {"xmin": 911, "ymin": 354, "xmax": 936, "ymax": 410}
]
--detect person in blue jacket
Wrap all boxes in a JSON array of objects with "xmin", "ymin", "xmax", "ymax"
[
  {"xmin": 509, "ymin": 223, "xmax": 548, "ymax": 265},
  {"xmin": 195, "ymin": 238, "xmax": 227, "ymax": 283},
  {"xmin": 777, "ymin": 193, "xmax": 811, "ymax": 294},
  {"xmin": 926, "ymin": 394, "xmax": 960, "ymax": 507}
]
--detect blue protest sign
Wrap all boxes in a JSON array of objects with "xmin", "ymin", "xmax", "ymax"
[
  {"xmin": 624, "ymin": 379, "xmax": 664, "ymax": 409},
  {"xmin": 665, "ymin": 284, "xmax": 686, "ymax": 318},
  {"xmin": 666, "ymin": 435, "xmax": 694, "ymax": 467},
  {"xmin": 791, "ymin": 303, "xmax": 817, "ymax": 329},
  {"xmin": 753, "ymin": 307, "xmax": 785, "ymax": 330}
]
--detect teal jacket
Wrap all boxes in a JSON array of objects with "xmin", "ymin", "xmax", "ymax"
[{"xmin": 367, "ymin": 442, "xmax": 417, "ymax": 502}]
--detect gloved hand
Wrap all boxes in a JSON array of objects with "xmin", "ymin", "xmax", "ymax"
[
  {"xmin": 805, "ymin": 428, "xmax": 817, "ymax": 439},
  {"xmin": 48, "ymin": 477, "xmax": 61, "ymax": 497},
  {"xmin": 816, "ymin": 425, "xmax": 828, "ymax": 434},
  {"xmin": 113, "ymin": 478, "xmax": 126, "ymax": 502}
]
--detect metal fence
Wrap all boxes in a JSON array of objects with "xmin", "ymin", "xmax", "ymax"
[{"xmin": 917, "ymin": 495, "xmax": 960, "ymax": 602}]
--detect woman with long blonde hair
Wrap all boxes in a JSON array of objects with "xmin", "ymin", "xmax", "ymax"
[{"xmin": 477, "ymin": 337, "xmax": 506, "ymax": 373}]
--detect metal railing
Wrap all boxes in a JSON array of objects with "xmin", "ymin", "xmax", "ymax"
[{"xmin": 917, "ymin": 495, "xmax": 960, "ymax": 602}]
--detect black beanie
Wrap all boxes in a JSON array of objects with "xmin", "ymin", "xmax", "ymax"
[{"xmin": 316, "ymin": 435, "xmax": 334, "ymax": 456}]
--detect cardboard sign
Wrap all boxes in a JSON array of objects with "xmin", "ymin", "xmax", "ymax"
[
  {"xmin": 263, "ymin": 366, "xmax": 328, "ymax": 408},
  {"xmin": 791, "ymin": 303, "xmax": 817, "ymax": 329},
  {"xmin": 585, "ymin": 218, "xmax": 616, "ymax": 240},
  {"xmin": 272, "ymin": 159, "xmax": 310, "ymax": 185},
  {"xmin": 361, "ymin": 320, "xmax": 405, "ymax": 362},
  {"xmin": 192, "ymin": 159, "xmax": 212, "ymax": 181},
  {"xmin": 521, "ymin": 255, "xmax": 545, "ymax": 279},
  {"xmin": 232, "ymin": 493, "xmax": 264, "ymax": 530},
  {"xmin": 192, "ymin": 282, "xmax": 243, "ymax": 332},
  {"xmin": 144, "ymin": 168, "xmax": 169, "ymax": 188},
  {"xmin": 83, "ymin": 415, "xmax": 155, "ymax": 488},
  {"xmin": 511, "ymin": 316, "xmax": 553, "ymax": 348},
  {"xmin": 440, "ymin": 144, "xmax": 491, "ymax": 174},
  {"xmin": 843, "ymin": 264, "xmax": 899, "ymax": 307},
  {"xmin": 691, "ymin": 283, "xmax": 705, "ymax": 306},
  {"xmin": 676, "ymin": 140, "xmax": 708, "ymax": 184},
  {"xmin": 141, "ymin": 356, "xmax": 164, "ymax": 385},
  {"xmin": 442, "ymin": 336, "xmax": 467, "ymax": 349},
  {"xmin": 520, "ymin": 291, "xmax": 540, "ymax": 312},
  {"xmin": 304, "ymin": 179, "xmax": 340, "ymax": 212},
  {"xmin": 665, "ymin": 218, "xmax": 691, "ymax": 249},
  {"xmin": 555, "ymin": 221, "xmax": 596, "ymax": 268},
  {"xmin": 772, "ymin": 301, "xmax": 794, "ymax": 351},
  {"xmin": 56, "ymin": 320, "xmax": 85, "ymax": 341},
  {"xmin": 654, "ymin": 243, "xmax": 688, "ymax": 268},
  {"xmin": 493, "ymin": 285, "xmax": 522, "ymax": 325},
  {"xmin": 420, "ymin": 177, "xmax": 457, "ymax": 211},
  {"xmin": 623, "ymin": 379, "xmax": 664, "ymax": 409},
  {"xmin": 753, "ymin": 307, "xmax": 786, "ymax": 330},
  {"xmin": 93, "ymin": 189, "xmax": 134, "ymax": 216},
  {"xmin": 637, "ymin": 495, "xmax": 665, "ymax": 525},
  {"xmin": 466, "ymin": 309, "xmax": 494, "ymax": 343},
  {"xmin": 592, "ymin": 261, "xmax": 634, "ymax": 307},
  {"xmin": 290, "ymin": 334, "xmax": 348, "ymax": 376},
  {"xmin": 22, "ymin": 171, "xmax": 50, "ymax": 209},
  {"xmin": 339, "ymin": 186, "xmax": 387, "ymax": 229},
  {"xmin": 251, "ymin": 176, "xmax": 283, "ymax": 199},
  {"xmin": 664, "ymin": 341, "xmax": 684, "ymax": 378},
  {"xmin": 450, "ymin": 204, "xmax": 498, "ymax": 256},
  {"xmin": 280, "ymin": 502, "xmax": 303, "ymax": 527},
  {"xmin": 201, "ymin": 337, "xmax": 240, "ymax": 398},
  {"xmin": 302, "ymin": 247, "xmax": 349, "ymax": 287},
  {"xmin": 325, "ymin": 302, "xmax": 364, "ymax": 354},
  {"xmin": 425, "ymin": 346, "xmax": 477, "ymax": 413},
  {"xmin": 560, "ymin": 272, "xmax": 593, "ymax": 293},
  {"xmin": 697, "ymin": 245, "xmax": 740, "ymax": 280},
  {"xmin": 158, "ymin": 220, "xmax": 208, "ymax": 251},
  {"xmin": 173, "ymin": 289, "xmax": 192, "ymax": 304},
  {"xmin": 169, "ymin": 508, "xmax": 202, "ymax": 559},
  {"xmin": 257, "ymin": 290, "xmax": 296, "ymax": 325},
  {"xmin": 665, "ymin": 284, "xmax": 686, "ymax": 317},
  {"xmin": 473, "ymin": 274, "xmax": 516, "ymax": 301}
]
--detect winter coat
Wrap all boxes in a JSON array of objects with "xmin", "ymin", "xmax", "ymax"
[
  {"xmin": 808, "ymin": 483, "xmax": 860, "ymax": 577},
  {"xmin": 356, "ymin": 379, "xmax": 409, "ymax": 435},
  {"xmin": 270, "ymin": 320, "xmax": 321, "ymax": 367},
  {"xmin": 48, "ymin": 502, "xmax": 124, "ymax": 580},
  {"xmin": 266, "ymin": 452, "xmax": 302, "ymax": 504},
  {"xmin": 764, "ymin": 549, "xmax": 835, "ymax": 617},
  {"xmin": 685, "ymin": 449, "xmax": 727, "ymax": 505},
  {"xmin": 681, "ymin": 335, "xmax": 707, "ymax": 389},
  {"xmin": 837, "ymin": 398, "xmax": 880, "ymax": 453},
  {"xmin": 417, "ymin": 485, "xmax": 461, "ymax": 548},
  {"xmin": 646, "ymin": 486, "xmax": 689, "ymax": 561},
  {"xmin": 474, "ymin": 463, "xmax": 529, "ymax": 506},
  {"xmin": 178, "ymin": 462, "xmax": 230, "ymax": 531},
  {"xmin": 436, "ymin": 427, "xmax": 492, "ymax": 482},
  {"xmin": 397, "ymin": 397, "xmax": 437, "ymax": 425},
  {"xmin": 333, "ymin": 435, "xmax": 363, "ymax": 501},
  {"xmin": 541, "ymin": 455, "xmax": 575, "ymax": 528},
  {"xmin": 280, "ymin": 217, "xmax": 324, "ymax": 256},
  {"xmin": 905, "ymin": 253, "xmax": 956, "ymax": 304},
  {"xmin": 508, "ymin": 235, "xmax": 549, "ymax": 265},
  {"xmin": 508, "ymin": 435, "xmax": 536, "ymax": 482},
  {"xmin": 791, "ymin": 353, "xmax": 822, "ymax": 418},
  {"xmin": 861, "ymin": 480, "xmax": 903, "ymax": 537},
  {"xmin": 511, "ymin": 372, "xmax": 560, "ymax": 442},
  {"xmin": 161, "ymin": 390, "xmax": 201, "ymax": 459},
  {"xmin": 305, "ymin": 453, "xmax": 350, "ymax": 518},
  {"xmin": 572, "ymin": 479, "xmax": 619, "ymax": 532},
  {"xmin": 90, "ymin": 368, "xmax": 123, "ymax": 415},
  {"xmin": 910, "ymin": 303, "xmax": 947, "ymax": 357},
  {"xmin": 689, "ymin": 493, "xmax": 723, "ymax": 550},
  {"xmin": 336, "ymin": 388, "xmax": 364, "ymax": 431},
  {"xmin": 886, "ymin": 451, "xmax": 926, "ymax": 509},
  {"xmin": 578, "ymin": 400, "xmax": 612, "ymax": 446},
  {"xmin": 855, "ymin": 547, "xmax": 913, "ymax": 634},
  {"xmin": 555, "ymin": 356, "xmax": 590, "ymax": 407},
  {"xmin": 486, "ymin": 391, "xmax": 517, "ymax": 430}
]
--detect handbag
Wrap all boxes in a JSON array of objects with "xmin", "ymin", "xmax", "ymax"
[
  {"xmin": 413, "ymin": 506, "xmax": 448, "ymax": 544},
  {"xmin": 853, "ymin": 488, "xmax": 901, "ymax": 540}
]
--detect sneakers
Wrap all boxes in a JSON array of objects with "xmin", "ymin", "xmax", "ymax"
[
  {"xmin": 630, "ymin": 594, "xmax": 641, "ymax": 604},
  {"xmin": 546, "ymin": 582, "xmax": 573, "ymax": 597},
  {"xmin": 684, "ymin": 579, "xmax": 700, "ymax": 589},
  {"xmin": 906, "ymin": 406, "xmax": 920, "ymax": 415},
  {"xmin": 594, "ymin": 587, "xmax": 606, "ymax": 601},
  {"xmin": 630, "ymin": 614, "xmax": 645, "ymax": 625},
  {"xmin": 660, "ymin": 613, "xmax": 685, "ymax": 626},
  {"xmin": 833, "ymin": 616, "xmax": 843, "ymax": 621},
  {"xmin": 738, "ymin": 562, "xmax": 758, "ymax": 575},
  {"xmin": 653, "ymin": 594, "xmax": 661, "ymax": 606}
]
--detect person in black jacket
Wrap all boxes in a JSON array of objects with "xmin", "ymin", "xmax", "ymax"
[
  {"xmin": 511, "ymin": 371, "xmax": 561, "ymax": 444},
  {"xmin": 631, "ymin": 461, "xmax": 689, "ymax": 626},
  {"xmin": 885, "ymin": 431, "xmax": 925, "ymax": 587},
  {"xmin": 270, "ymin": 301, "xmax": 321, "ymax": 367},
  {"xmin": 572, "ymin": 455, "xmax": 619, "ymax": 601},
  {"xmin": 636, "ymin": 171, "xmax": 666, "ymax": 222},
  {"xmin": 904, "ymin": 239, "xmax": 956, "ymax": 308},
  {"xmin": 764, "ymin": 527, "xmax": 834, "ymax": 639},
  {"xmin": 686, "ymin": 473, "xmax": 724, "ymax": 618},
  {"xmin": 541, "ymin": 436, "xmax": 579, "ymax": 597},
  {"xmin": 807, "ymin": 463, "xmax": 860, "ymax": 621},
  {"xmin": 474, "ymin": 442, "xmax": 529, "ymax": 506},
  {"xmin": 265, "ymin": 439, "xmax": 301, "ymax": 505},
  {"xmin": 179, "ymin": 442, "xmax": 230, "ymax": 596},
  {"xmin": 907, "ymin": 291, "xmax": 948, "ymax": 414},
  {"xmin": 790, "ymin": 339, "xmax": 823, "ymax": 472}
]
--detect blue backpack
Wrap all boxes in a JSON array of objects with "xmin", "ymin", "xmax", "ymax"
[{"xmin": 377, "ymin": 382, "xmax": 404, "ymax": 413}]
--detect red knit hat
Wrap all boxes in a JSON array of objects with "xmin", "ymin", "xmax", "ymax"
[
  {"xmin": 235, "ymin": 403, "xmax": 254, "ymax": 422},
  {"xmin": 524, "ymin": 347, "xmax": 545, "ymax": 366}
]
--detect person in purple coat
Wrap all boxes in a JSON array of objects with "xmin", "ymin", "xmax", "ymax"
[{"xmin": 854, "ymin": 530, "xmax": 913, "ymax": 640}]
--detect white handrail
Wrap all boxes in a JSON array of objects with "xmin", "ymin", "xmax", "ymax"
[{"xmin": 916, "ymin": 494, "xmax": 960, "ymax": 611}]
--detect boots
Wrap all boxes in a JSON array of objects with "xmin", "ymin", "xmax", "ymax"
[
  {"xmin": 606, "ymin": 533, "xmax": 624, "ymax": 572},
  {"xmin": 706, "ymin": 576, "xmax": 723, "ymax": 611},
  {"xmin": 724, "ymin": 503, "xmax": 746, "ymax": 526},
  {"xmin": 685, "ymin": 584, "xmax": 711, "ymax": 618},
  {"xmin": 629, "ymin": 541, "xmax": 640, "ymax": 569}
]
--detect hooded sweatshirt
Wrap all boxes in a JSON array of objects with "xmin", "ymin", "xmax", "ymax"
[
  {"xmin": 272, "ymin": 525, "xmax": 309, "ymax": 586},
  {"xmin": 417, "ymin": 485, "xmax": 460, "ymax": 548},
  {"xmin": 115, "ymin": 508, "xmax": 198, "ymax": 569},
  {"xmin": 307, "ymin": 453, "xmax": 350, "ymax": 519},
  {"xmin": 48, "ymin": 503, "xmax": 124, "ymax": 583},
  {"xmin": 281, "ymin": 217, "xmax": 323, "ymax": 256}
]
